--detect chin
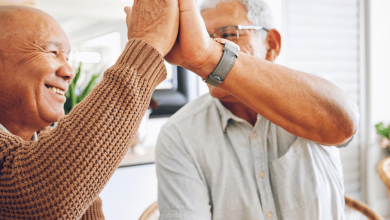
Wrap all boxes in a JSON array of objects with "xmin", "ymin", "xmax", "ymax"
[
  {"xmin": 38, "ymin": 104, "xmax": 65, "ymax": 126},
  {"xmin": 50, "ymin": 109, "xmax": 65, "ymax": 122},
  {"xmin": 208, "ymin": 89, "xmax": 240, "ymax": 105},
  {"xmin": 208, "ymin": 86, "xmax": 232, "ymax": 99}
]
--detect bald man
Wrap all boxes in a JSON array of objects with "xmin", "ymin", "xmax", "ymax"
[{"xmin": 0, "ymin": 3, "xmax": 178, "ymax": 219}]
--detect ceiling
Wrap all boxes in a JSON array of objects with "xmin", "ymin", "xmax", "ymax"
[
  {"xmin": 36, "ymin": 0, "xmax": 133, "ymax": 21},
  {"xmin": 36, "ymin": 0, "xmax": 133, "ymax": 44}
]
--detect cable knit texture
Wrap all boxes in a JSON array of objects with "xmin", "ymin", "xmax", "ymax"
[{"xmin": 0, "ymin": 38, "xmax": 166, "ymax": 219}]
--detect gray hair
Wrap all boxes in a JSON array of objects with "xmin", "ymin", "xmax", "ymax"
[{"xmin": 199, "ymin": 0, "xmax": 275, "ymax": 41}]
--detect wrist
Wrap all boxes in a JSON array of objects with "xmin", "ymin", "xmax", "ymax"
[
  {"xmin": 185, "ymin": 41, "xmax": 224, "ymax": 79},
  {"xmin": 131, "ymin": 37, "xmax": 165, "ymax": 57}
]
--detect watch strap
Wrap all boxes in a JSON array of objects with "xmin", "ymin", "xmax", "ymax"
[{"xmin": 204, "ymin": 42, "xmax": 238, "ymax": 87}]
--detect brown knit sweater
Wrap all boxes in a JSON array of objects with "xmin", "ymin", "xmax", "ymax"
[{"xmin": 0, "ymin": 39, "xmax": 166, "ymax": 219}]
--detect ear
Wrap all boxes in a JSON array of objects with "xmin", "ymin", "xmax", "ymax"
[{"xmin": 265, "ymin": 29, "xmax": 281, "ymax": 62}]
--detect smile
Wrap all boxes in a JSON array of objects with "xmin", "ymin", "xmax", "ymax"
[{"xmin": 45, "ymin": 85, "xmax": 65, "ymax": 95}]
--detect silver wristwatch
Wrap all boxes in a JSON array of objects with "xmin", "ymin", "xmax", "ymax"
[{"xmin": 204, "ymin": 38, "xmax": 241, "ymax": 87}]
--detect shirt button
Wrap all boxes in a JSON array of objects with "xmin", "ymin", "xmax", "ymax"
[
  {"xmin": 252, "ymin": 132, "xmax": 257, "ymax": 138},
  {"xmin": 258, "ymin": 172, "xmax": 265, "ymax": 178},
  {"xmin": 267, "ymin": 212, "xmax": 273, "ymax": 218}
]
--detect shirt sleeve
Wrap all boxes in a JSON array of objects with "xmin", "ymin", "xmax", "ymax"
[
  {"xmin": 155, "ymin": 125, "xmax": 212, "ymax": 220},
  {"xmin": 335, "ymin": 135, "xmax": 354, "ymax": 148},
  {"xmin": 80, "ymin": 196, "xmax": 105, "ymax": 220}
]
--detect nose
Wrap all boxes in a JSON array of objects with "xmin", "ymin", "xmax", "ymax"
[{"xmin": 56, "ymin": 58, "xmax": 76, "ymax": 82}]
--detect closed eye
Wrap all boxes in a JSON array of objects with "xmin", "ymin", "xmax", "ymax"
[{"xmin": 51, "ymin": 51, "xmax": 57, "ymax": 55}]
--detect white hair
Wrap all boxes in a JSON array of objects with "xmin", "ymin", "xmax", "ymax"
[{"xmin": 199, "ymin": 0, "xmax": 275, "ymax": 41}]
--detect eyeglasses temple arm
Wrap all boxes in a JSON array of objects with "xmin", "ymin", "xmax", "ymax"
[{"xmin": 238, "ymin": 25, "xmax": 269, "ymax": 32}]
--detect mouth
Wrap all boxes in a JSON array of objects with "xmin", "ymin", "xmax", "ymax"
[{"xmin": 45, "ymin": 84, "xmax": 66, "ymax": 96}]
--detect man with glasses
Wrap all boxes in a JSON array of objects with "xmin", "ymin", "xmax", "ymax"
[{"xmin": 156, "ymin": 0, "xmax": 357, "ymax": 219}]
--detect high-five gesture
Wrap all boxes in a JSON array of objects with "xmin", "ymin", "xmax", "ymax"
[
  {"xmin": 165, "ymin": 0, "xmax": 220, "ymax": 78},
  {"xmin": 125, "ymin": 0, "xmax": 179, "ymax": 56}
]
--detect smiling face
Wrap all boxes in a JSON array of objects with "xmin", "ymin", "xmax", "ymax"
[
  {"xmin": 0, "ymin": 6, "xmax": 75, "ymax": 133},
  {"xmin": 201, "ymin": 1, "xmax": 280, "ymax": 103}
]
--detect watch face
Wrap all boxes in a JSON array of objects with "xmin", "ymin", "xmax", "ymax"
[{"xmin": 213, "ymin": 38, "xmax": 241, "ymax": 52}]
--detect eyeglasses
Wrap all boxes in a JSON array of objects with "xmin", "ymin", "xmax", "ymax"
[{"xmin": 208, "ymin": 25, "xmax": 268, "ymax": 42}]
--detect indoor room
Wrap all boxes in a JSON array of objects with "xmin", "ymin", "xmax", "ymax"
[{"xmin": 0, "ymin": 0, "xmax": 389, "ymax": 219}]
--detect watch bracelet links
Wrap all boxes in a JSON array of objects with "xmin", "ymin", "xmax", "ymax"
[{"xmin": 204, "ymin": 43, "xmax": 239, "ymax": 87}]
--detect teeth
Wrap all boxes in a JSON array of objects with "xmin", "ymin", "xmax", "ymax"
[{"xmin": 47, "ymin": 86, "xmax": 65, "ymax": 95}]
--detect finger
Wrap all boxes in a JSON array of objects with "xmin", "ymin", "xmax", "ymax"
[
  {"xmin": 124, "ymin": 6, "xmax": 132, "ymax": 14},
  {"xmin": 178, "ymin": 0, "xmax": 213, "ymax": 57},
  {"xmin": 124, "ymin": 6, "xmax": 133, "ymax": 40}
]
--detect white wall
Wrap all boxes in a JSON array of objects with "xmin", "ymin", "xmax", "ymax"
[
  {"xmin": 367, "ymin": 0, "xmax": 390, "ymax": 217},
  {"xmin": 100, "ymin": 164, "xmax": 158, "ymax": 220},
  {"xmin": 369, "ymin": 0, "xmax": 390, "ymax": 137},
  {"xmin": 99, "ymin": 118, "xmax": 167, "ymax": 220}
]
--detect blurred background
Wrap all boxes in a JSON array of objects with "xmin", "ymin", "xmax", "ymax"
[{"xmin": 1, "ymin": 0, "xmax": 390, "ymax": 219}]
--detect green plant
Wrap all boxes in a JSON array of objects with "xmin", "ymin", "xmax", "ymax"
[
  {"xmin": 64, "ymin": 63, "xmax": 101, "ymax": 114},
  {"xmin": 375, "ymin": 122, "xmax": 390, "ymax": 154}
]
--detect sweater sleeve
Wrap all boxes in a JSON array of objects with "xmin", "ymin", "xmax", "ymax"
[
  {"xmin": 0, "ymin": 39, "xmax": 166, "ymax": 220},
  {"xmin": 80, "ymin": 197, "xmax": 105, "ymax": 220}
]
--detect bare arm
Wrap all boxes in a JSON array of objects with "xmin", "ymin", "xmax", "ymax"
[
  {"xmin": 166, "ymin": 0, "xmax": 359, "ymax": 146},
  {"xmin": 220, "ymin": 52, "xmax": 359, "ymax": 145}
]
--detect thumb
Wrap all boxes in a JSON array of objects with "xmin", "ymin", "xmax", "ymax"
[
  {"xmin": 178, "ymin": 0, "xmax": 214, "ymax": 63},
  {"xmin": 124, "ymin": 6, "xmax": 133, "ymax": 40},
  {"xmin": 179, "ymin": 0, "xmax": 211, "ymax": 49},
  {"xmin": 179, "ymin": 0, "xmax": 210, "ymax": 45}
]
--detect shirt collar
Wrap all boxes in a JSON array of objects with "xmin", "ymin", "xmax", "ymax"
[
  {"xmin": 214, "ymin": 98, "xmax": 246, "ymax": 132},
  {"xmin": 0, "ymin": 123, "xmax": 38, "ymax": 141},
  {"xmin": 213, "ymin": 98, "xmax": 265, "ymax": 132}
]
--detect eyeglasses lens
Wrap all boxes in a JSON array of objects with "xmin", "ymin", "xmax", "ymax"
[{"xmin": 215, "ymin": 26, "xmax": 239, "ymax": 42}]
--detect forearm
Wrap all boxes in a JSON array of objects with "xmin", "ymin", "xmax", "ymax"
[
  {"xmin": 167, "ymin": 0, "xmax": 358, "ymax": 145},
  {"xmin": 190, "ymin": 43, "xmax": 359, "ymax": 145},
  {"xmin": 0, "ymin": 39, "xmax": 166, "ymax": 219}
]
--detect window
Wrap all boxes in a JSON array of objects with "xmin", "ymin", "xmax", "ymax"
[
  {"xmin": 150, "ymin": 67, "xmax": 199, "ymax": 118},
  {"xmin": 282, "ymin": 0, "xmax": 366, "ymax": 200},
  {"xmin": 68, "ymin": 32, "xmax": 121, "ymax": 89}
]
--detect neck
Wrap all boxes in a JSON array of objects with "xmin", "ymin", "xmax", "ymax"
[
  {"xmin": 0, "ymin": 116, "xmax": 36, "ymax": 141},
  {"xmin": 220, "ymin": 100, "xmax": 258, "ymax": 126}
]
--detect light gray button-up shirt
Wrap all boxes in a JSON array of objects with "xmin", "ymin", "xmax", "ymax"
[{"xmin": 156, "ymin": 94, "xmax": 347, "ymax": 220}]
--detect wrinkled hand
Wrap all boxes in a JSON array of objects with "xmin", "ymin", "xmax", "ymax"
[
  {"xmin": 164, "ymin": 0, "xmax": 221, "ymax": 78},
  {"xmin": 124, "ymin": 0, "xmax": 179, "ymax": 57}
]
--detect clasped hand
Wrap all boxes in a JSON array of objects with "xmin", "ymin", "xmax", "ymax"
[{"xmin": 125, "ymin": 0, "xmax": 222, "ymax": 79}]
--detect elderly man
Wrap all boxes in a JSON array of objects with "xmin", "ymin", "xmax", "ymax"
[
  {"xmin": 0, "ymin": 2, "xmax": 178, "ymax": 219},
  {"xmin": 156, "ymin": 0, "xmax": 358, "ymax": 220}
]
